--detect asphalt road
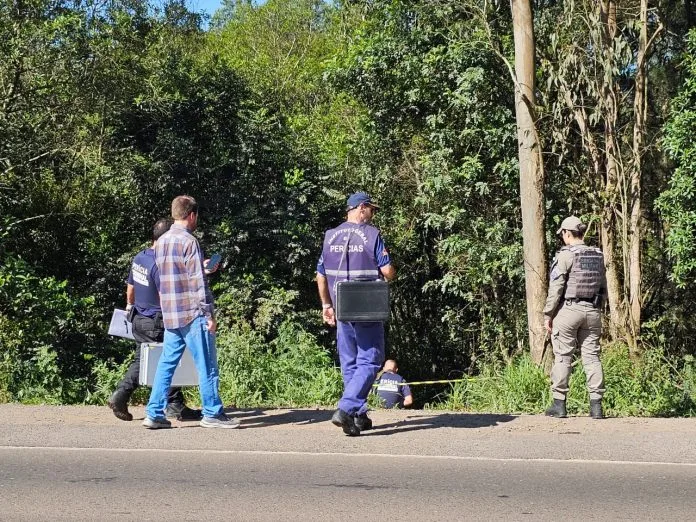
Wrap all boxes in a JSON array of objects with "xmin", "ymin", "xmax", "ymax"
[{"xmin": 1, "ymin": 405, "xmax": 696, "ymax": 521}]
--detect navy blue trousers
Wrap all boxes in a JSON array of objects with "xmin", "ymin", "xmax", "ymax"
[{"xmin": 336, "ymin": 321, "xmax": 385, "ymax": 415}]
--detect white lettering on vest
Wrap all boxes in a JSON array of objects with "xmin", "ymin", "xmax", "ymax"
[
  {"xmin": 132, "ymin": 263, "xmax": 149, "ymax": 287},
  {"xmin": 327, "ymin": 227, "xmax": 370, "ymax": 245},
  {"xmin": 329, "ymin": 244, "xmax": 364, "ymax": 253}
]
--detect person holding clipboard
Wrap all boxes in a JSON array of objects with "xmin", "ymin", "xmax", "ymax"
[{"xmin": 108, "ymin": 218, "xmax": 201, "ymax": 422}]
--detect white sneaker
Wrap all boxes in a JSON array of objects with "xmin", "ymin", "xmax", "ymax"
[{"xmin": 142, "ymin": 416, "xmax": 172, "ymax": 429}]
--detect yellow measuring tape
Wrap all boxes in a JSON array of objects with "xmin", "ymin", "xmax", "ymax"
[{"xmin": 372, "ymin": 378, "xmax": 476, "ymax": 387}]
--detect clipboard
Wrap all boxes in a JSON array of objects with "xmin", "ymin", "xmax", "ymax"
[{"xmin": 108, "ymin": 308, "xmax": 135, "ymax": 340}]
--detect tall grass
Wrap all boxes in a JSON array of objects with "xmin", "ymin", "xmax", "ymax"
[
  {"xmin": 87, "ymin": 319, "xmax": 342, "ymax": 409},
  {"xmin": 436, "ymin": 345, "xmax": 696, "ymax": 416},
  {"xmin": 87, "ymin": 325, "xmax": 696, "ymax": 417},
  {"xmin": 432, "ymin": 355, "xmax": 550, "ymax": 413},
  {"xmin": 213, "ymin": 320, "xmax": 343, "ymax": 408}
]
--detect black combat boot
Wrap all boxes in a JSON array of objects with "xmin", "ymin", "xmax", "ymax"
[
  {"xmin": 589, "ymin": 399, "xmax": 604, "ymax": 419},
  {"xmin": 166, "ymin": 403, "xmax": 203, "ymax": 421},
  {"xmin": 107, "ymin": 389, "xmax": 133, "ymax": 421},
  {"xmin": 331, "ymin": 408, "xmax": 360, "ymax": 436},
  {"xmin": 354, "ymin": 413, "xmax": 373, "ymax": 431},
  {"xmin": 545, "ymin": 399, "xmax": 567, "ymax": 418}
]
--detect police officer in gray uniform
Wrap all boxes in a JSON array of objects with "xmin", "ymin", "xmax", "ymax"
[{"xmin": 544, "ymin": 216, "xmax": 606, "ymax": 419}]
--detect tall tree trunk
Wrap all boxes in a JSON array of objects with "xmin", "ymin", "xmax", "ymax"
[
  {"xmin": 599, "ymin": 0, "xmax": 634, "ymax": 346},
  {"xmin": 511, "ymin": 0, "xmax": 548, "ymax": 363},
  {"xmin": 601, "ymin": 64, "xmax": 625, "ymax": 341},
  {"xmin": 627, "ymin": 0, "xmax": 648, "ymax": 350}
]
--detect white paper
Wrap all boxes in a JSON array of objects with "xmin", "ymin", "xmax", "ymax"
[{"xmin": 108, "ymin": 308, "xmax": 135, "ymax": 340}]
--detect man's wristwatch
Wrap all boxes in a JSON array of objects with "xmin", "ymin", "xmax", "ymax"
[{"xmin": 322, "ymin": 303, "xmax": 333, "ymax": 310}]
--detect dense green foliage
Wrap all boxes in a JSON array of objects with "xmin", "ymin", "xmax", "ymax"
[
  {"xmin": 658, "ymin": 31, "xmax": 696, "ymax": 288},
  {"xmin": 2, "ymin": 0, "xmax": 696, "ymax": 414}
]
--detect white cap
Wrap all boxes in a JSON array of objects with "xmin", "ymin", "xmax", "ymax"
[{"xmin": 556, "ymin": 216, "xmax": 584, "ymax": 235}]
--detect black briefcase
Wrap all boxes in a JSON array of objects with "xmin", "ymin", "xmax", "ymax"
[{"xmin": 335, "ymin": 280, "xmax": 390, "ymax": 322}]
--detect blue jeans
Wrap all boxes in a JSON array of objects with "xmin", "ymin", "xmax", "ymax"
[
  {"xmin": 145, "ymin": 315, "xmax": 224, "ymax": 419},
  {"xmin": 336, "ymin": 321, "xmax": 385, "ymax": 416}
]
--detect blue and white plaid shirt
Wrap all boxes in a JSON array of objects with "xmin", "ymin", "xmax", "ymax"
[{"xmin": 155, "ymin": 223, "xmax": 215, "ymax": 329}]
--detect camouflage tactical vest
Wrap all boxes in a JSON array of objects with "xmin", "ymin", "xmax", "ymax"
[{"xmin": 563, "ymin": 245, "xmax": 605, "ymax": 299}]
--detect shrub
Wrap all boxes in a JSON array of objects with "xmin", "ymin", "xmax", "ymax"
[
  {"xmin": 215, "ymin": 319, "xmax": 342, "ymax": 408},
  {"xmin": 593, "ymin": 344, "xmax": 696, "ymax": 417},
  {"xmin": 0, "ymin": 256, "xmax": 97, "ymax": 403}
]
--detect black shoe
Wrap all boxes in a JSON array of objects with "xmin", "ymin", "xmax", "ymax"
[
  {"xmin": 166, "ymin": 404, "xmax": 203, "ymax": 421},
  {"xmin": 354, "ymin": 413, "xmax": 373, "ymax": 431},
  {"xmin": 108, "ymin": 391, "xmax": 132, "ymax": 422},
  {"xmin": 590, "ymin": 399, "xmax": 604, "ymax": 419},
  {"xmin": 545, "ymin": 399, "xmax": 567, "ymax": 418},
  {"xmin": 331, "ymin": 408, "xmax": 360, "ymax": 436},
  {"xmin": 178, "ymin": 406, "xmax": 203, "ymax": 421}
]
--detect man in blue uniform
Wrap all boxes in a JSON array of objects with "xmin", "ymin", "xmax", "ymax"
[
  {"xmin": 317, "ymin": 192, "xmax": 396, "ymax": 436},
  {"xmin": 375, "ymin": 359, "xmax": 413, "ymax": 408},
  {"xmin": 107, "ymin": 218, "xmax": 201, "ymax": 422}
]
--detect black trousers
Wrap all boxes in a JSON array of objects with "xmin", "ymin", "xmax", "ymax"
[{"xmin": 115, "ymin": 312, "xmax": 184, "ymax": 406}]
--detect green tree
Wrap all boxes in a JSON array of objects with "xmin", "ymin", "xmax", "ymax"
[
  {"xmin": 658, "ymin": 29, "xmax": 696, "ymax": 288},
  {"xmin": 328, "ymin": 0, "xmax": 526, "ymax": 376}
]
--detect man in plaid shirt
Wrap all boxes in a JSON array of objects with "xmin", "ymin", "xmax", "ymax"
[{"xmin": 143, "ymin": 195, "xmax": 239, "ymax": 429}]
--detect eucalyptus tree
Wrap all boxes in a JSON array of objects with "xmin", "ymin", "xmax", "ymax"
[
  {"xmin": 511, "ymin": 0, "xmax": 547, "ymax": 363},
  {"xmin": 537, "ymin": 0, "xmax": 666, "ymax": 352}
]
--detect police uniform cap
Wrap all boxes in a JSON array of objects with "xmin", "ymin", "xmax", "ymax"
[
  {"xmin": 556, "ymin": 215, "xmax": 584, "ymax": 235},
  {"xmin": 347, "ymin": 192, "xmax": 380, "ymax": 210}
]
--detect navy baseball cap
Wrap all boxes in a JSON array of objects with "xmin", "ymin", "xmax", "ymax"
[{"xmin": 346, "ymin": 192, "xmax": 380, "ymax": 210}]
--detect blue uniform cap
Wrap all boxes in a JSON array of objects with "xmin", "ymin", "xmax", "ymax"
[{"xmin": 347, "ymin": 192, "xmax": 380, "ymax": 211}]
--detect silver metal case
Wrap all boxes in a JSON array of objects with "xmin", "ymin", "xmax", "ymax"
[{"xmin": 138, "ymin": 343, "xmax": 199, "ymax": 386}]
